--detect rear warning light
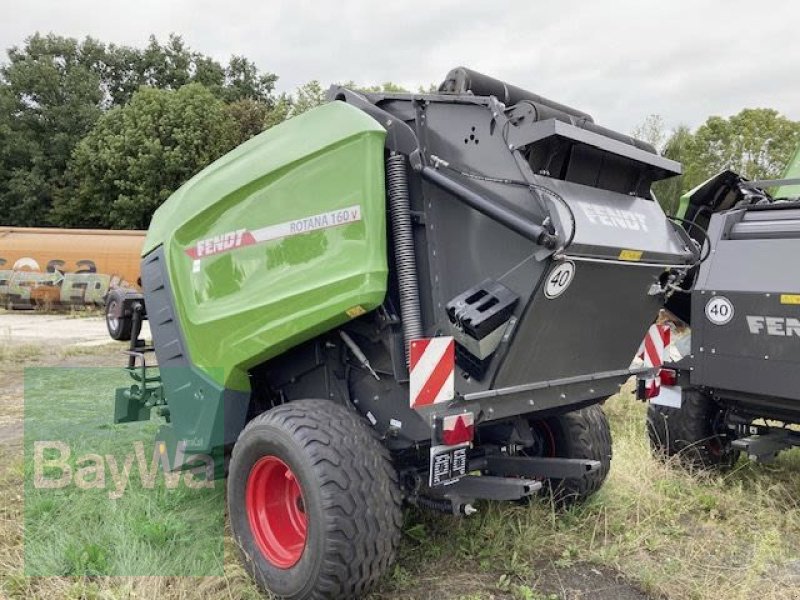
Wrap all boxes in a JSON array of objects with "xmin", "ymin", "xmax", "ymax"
[
  {"xmin": 439, "ymin": 413, "xmax": 475, "ymax": 446},
  {"xmin": 637, "ymin": 375, "xmax": 661, "ymax": 400},
  {"xmin": 659, "ymin": 368, "xmax": 677, "ymax": 387}
]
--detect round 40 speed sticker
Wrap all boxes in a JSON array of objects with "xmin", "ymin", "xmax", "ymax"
[
  {"xmin": 705, "ymin": 295, "xmax": 734, "ymax": 325},
  {"xmin": 544, "ymin": 261, "xmax": 576, "ymax": 299}
]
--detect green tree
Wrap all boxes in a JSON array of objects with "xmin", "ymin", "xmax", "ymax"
[
  {"xmin": 0, "ymin": 33, "xmax": 104, "ymax": 225},
  {"xmin": 290, "ymin": 80, "xmax": 327, "ymax": 117},
  {"xmin": 631, "ymin": 114, "xmax": 667, "ymax": 153},
  {"xmin": 263, "ymin": 80, "xmax": 411, "ymax": 129},
  {"xmin": 54, "ymin": 84, "xmax": 238, "ymax": 229},
  {"xmin": 263, "ymin": 93, "xmax": 292, "ymax": 130},
  {"xmin": 357, "ymin": 81, "xmax": 409, "ymax": 94},
  {"xmin": 682, "ymin": 108, "xmax": 800, "ymax": 187},
  {"xmin": 0, "ymin": 32, "xmax": 279, "ymax": 227},
  {"xmin": 632, "ymin": 110, "xmax": 800, "ymax": 215},
  {"xmin": 226, "ymin": 98, "xmax": 272, "ymax": 144},
  {"xmin": 101, "ymin": 35, "xmax": 277, "ymax": 107},
  {"xmin": 223, "ymin": 55, "xmax": 277, "ymax": 104},
  {"xmin": 632, "ymin": 114, "xmax": 686, "ymax": 214},
  {"xmin": 654, "ymin": 125, "xmax": 693, "ymax": 215},
  {"xmin": 336, "ymin": 80, "xmax": 409, "ymax": 94}
]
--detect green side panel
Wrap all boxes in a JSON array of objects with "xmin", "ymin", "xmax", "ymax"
[
  {"xmin": 776, "ymin": 144, "xmax": 800, "ymax": 199},
  {"xmin": 676, "ymin": 173, "xmax": 721, "ymax": 220},
  {"xmin": 145, "ymin": 101, "xmax": 388, "ymax": 391},
  {"xmin": 676, "ymin": 190, "xmax": 691, "ymax": 219}
]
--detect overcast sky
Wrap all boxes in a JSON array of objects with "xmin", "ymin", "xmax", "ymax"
[{"xmin": 2, "ymin": 0, "xmax": 798, "ymax": 135}]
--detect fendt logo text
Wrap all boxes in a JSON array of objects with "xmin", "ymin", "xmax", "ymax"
[
  {"xmin": 187, "ymin": 229, "xmax": 251, "ymax": 259},
  {"xmin": 747, "ymin": 316, "xmax": 800, "ymax": 337},
  {"xmin": 578, "ymin": 202, "xmax": 649, "ymax": 232}
]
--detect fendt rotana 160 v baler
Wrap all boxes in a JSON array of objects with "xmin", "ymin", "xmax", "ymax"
[{"xmin": 113, "ymin": 67, "xmax": 698, "ymax": 599}]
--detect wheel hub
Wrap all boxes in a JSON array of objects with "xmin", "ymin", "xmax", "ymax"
[
  {"xmin": 527, "ymin": 420, "xmax": 557, "ymax": 458},
  {"xmin": 245, "ymin": 456, "xmax": 308, "ymax": 569},
  {"xmin": 107, "ymin": 301, "xmax": 119, "ymax": 330}
]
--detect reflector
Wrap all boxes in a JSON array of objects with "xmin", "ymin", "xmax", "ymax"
[
  {"xmin": 659, "ymin": 369, "xmax": 677, "ymax": 387},
  {"xmin": 441, "ymin": 413, "xmax": 475, "ymax": 446}
]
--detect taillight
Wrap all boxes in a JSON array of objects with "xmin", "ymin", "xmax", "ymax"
[
  {"xmin": 659, "ymin": 368, "xmax": 677, "ymax": 386},
  {"xmin": 439, "ymin": 413, "xmax": 475, "ymax": 446},
  {"xmin": 637, "ymin": 376, "xmax": 661, "ymax": 400}
]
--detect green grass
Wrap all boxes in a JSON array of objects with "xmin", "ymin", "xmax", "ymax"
[
  {"xmin": 2, "ymin": 377, "xmax": 800, "ymax": 599},
  {"xmin": 22, "ymin": 367, "xmax": 225, "ymax": 578}
]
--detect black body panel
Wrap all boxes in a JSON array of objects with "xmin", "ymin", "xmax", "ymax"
[{"xmin": 689, "ymin": 205, "xmax": 800, "ymax": 421}]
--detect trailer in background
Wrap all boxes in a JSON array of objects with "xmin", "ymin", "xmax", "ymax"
[{"xmin": 0, "ymin": 227, "xmax": 145, "ymax": 338}]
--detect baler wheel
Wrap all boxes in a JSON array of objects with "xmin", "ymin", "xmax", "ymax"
[
  {"xmin": 647, "ymin": 389, "xmax": 739, "ymax": 470},
  {"xmin": 228, "ymin": 399, "xmax": 402, "ymax": 600},
  {"xmin": 530, "ymin": 404, "xmax": 612, "ymax": 504}
]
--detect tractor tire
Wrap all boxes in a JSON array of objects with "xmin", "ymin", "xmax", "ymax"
[
  {"xmin": 530, "ymin": 404, "xmax": 612, "ymax": 504},
  {"xmin": 105, "ymin": 296, "xmax": 132, "ymax": 341},
  {"xmin": 647, "ymin": 388, "xmax": 738, "ymax": 470},
  {"xmin": 228, "ymin": 399, "xmax": 403, "ymax": 600}
]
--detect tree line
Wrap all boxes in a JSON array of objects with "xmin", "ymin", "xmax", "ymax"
[
  {"xmin": 1, "ymin": 33, "xmax": 798, "ymax": 230},
  {"xmin": 0, "ymin": 33, "xmax": 407, "ymax": 230},
  {"xmin": 633, "ymin": 111, "xmax": 800, "ymax": 214}
]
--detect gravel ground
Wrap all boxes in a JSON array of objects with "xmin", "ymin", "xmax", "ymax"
[{"xmin": 0, "ymin": 311, "xmax": 150, "ymax": 346}]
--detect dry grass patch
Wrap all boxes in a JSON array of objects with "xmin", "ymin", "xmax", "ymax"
[
  {"xmin": 373, "ymin": 387, "xmax": 800, "ymax": 600},
  {"xmin": 0, "ymin": 343, "xmax": 44, "ymax": 364},
  {"xmin": 57, "ymin": 342, "xmax": 122, "ymax": 360}
]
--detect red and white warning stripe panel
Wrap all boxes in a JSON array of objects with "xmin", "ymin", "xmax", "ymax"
[
  {"xmin": 636, "ymin": 324, "xmax": 671, "ymax": 399},
  {"xmin": 637, "ymin": 323, "xmax": 671, "ymax": 368},
  {"xmin": 409, "ymin": 337, "xmax": 455, "ymax": 410}
]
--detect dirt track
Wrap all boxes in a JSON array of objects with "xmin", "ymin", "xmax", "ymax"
[
  {"xmin": 0, "ymin": 311, "xmax": 150, "ymax": 346},
  {"xmin": 0, "ymin": 312, "xmax": 134, "ymax": 447}
]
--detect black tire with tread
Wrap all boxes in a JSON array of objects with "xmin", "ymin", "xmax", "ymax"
[
  {"xmin": 647, "ymin": 388, "xmax": 738, "ymax": 470},
  {"xmin": 105, "ymin": 297, "xmax": 132, "ymax": 341},
  {"xmin": 228, "ymin": 399, "xmax": 403, "ymax": 600},
  {"xmin": 532, "ymin": 404, "xmax": 613, "ymax": 504}
]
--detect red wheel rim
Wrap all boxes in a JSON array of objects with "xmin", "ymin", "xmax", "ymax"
[
  {"xmin": 245, "ymin": 456, "xmax": 308, "ymax": 569},
  {"xmin": 531, "ymin": 420, "xmax": 557, "ymax": 458}
]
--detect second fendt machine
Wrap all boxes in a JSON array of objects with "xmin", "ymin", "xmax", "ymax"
[{"xmin": 645, "ymin": 148, "xmax": 800, "ymax": 470}]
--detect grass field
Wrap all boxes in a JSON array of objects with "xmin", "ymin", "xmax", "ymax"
[
  {"xmin": 23, "ymin": 368, "xmax": 224, "ymax": 578},
  {"xmin": 1, "ymin": 343, "xmax": 799, "ymax": 599}
]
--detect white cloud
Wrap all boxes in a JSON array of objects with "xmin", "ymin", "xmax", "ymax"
[{"xmin": 2, "ymin": 0, "xmax": 798, "ymax": 134}]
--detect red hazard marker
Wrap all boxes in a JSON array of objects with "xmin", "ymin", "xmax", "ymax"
[
  {"xmin": 637, "ymin": 324, "xmax": 671, "ymax": 398},
  {"xmin": 409, "ymin": 337, "xmax": 455, "ymax": 409},
  {"xmin": 641, "ymin": 324, "xmax": 670, "ymax": 369}
]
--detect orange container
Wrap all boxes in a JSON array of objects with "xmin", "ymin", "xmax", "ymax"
[{"xmin": 0, "ymin": 227, "xmax": 144, "ymax": 308}]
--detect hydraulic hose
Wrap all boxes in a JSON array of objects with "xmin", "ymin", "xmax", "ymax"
[
  {"xmin": 419, "ymin": 166, "xmax": 558, "ymax": 250},
  {"xmin": 386, "ymin": 152, "xmax": 423, "ymax": 363}
]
